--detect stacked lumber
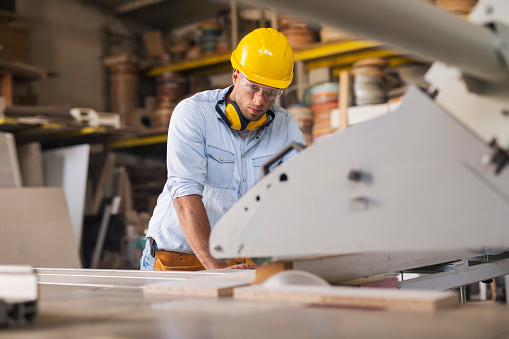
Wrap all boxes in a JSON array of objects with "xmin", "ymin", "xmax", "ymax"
[{"xmin": 0, "ymin": 20, "xmax": 30, "ymax": 63}]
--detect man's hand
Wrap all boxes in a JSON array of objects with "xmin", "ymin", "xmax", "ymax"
[{"xmin": 227, "ymin": 263, "xmax": 258, "ymax": 270}]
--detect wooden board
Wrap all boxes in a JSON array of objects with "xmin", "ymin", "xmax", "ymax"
[
  {"xmin": 143, "ymin": 270, "xmax": 255, "ymax": 298},
  {"xmin": 234, "ymin": 284, "xmax": 458, "ymax": 311},
  {"xmin": 0, "ymin": 71, "xmax": 12, "ymax": 106},
  {"xmin": 339, "ymin": 70, "xmax": 349, "ymax": 130},
  {"xmin": 90, "ymin": 153, "xmax": 116, "ymax": 215},
  {"xmin": 0, "ymin": 21, "xmax": 30, "ymax": 63},
  {"xmin": 0, "ymin": 187, "xmax": 82, "ymax": 268},
  {"xmin": 0, "ymin": 131, "xmax": 21, "ymax": 186},
  {"xmin": 143, "ymin": 30, "xmax": 167, "ymax": 57},
  {"xmin": 17, "ymin": 141, "xmax": 43, "ymax": 186},
  {"xmin": 42, "ymin": 144, "xmax": 90, "ymax": 246}
]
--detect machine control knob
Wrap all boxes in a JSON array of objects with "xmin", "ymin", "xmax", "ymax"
[{"xmin": 347, "ymin": 169, "xmax": 363, "ymax": 182}]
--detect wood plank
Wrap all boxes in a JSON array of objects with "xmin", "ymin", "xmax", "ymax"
[
  {"xmin": 0, "ymin": 131, "xmax": 21, "ymax": 186},
  {"xmin": 91, "ymin": 153, "xmax": 116, "ymax": 214},
  {"xmin": 143, "ymin": 271, "xmax": 255, "ymax": 298},
  {"xmin": 90, "ymin": 201, "xmax": 115, "ymax": 269},
  {"xmin": 0, "ymin": 71, "xmax": 12, "ymax": 106},
  {"xmin": 339, "ymin": 70, "xmax": 349, "ymax": 130},
  {"xmin": 122, "ymin": 170, "xmax": 133, "ymax": 212},
  {"xmin": 143, "ymin": 30, "xmax": 167, "ymax": 57},
  {"xmin": 0, "ymin": 55, "xmax": 48, "ymax": 80},
  {"xmin": 17, "ymin": 141, "xmax": 43, "ymax": 186},
  {"xmin": 0, "ymin": 188, "xmax": 82, "ymax": 268},
  {"xmin": 42, "ymin": 144, "xmax": 90, "ymax": 247},
  {"xmin": 4, "ymin": 104, "xmax": 73, "ymax": 118},
  {"xmin": 84, "ymin": 179, "xmax": 93, "ymax": 215},
  {"xmin": 234, "ymin": 284, "xmax": 458, "ymax": 311}
]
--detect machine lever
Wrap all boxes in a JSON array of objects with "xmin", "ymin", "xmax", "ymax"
[{"xmin": 261, "ymin": 142, "xmax": 305, "ymax": 178}]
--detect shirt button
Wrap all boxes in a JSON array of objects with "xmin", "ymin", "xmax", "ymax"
[
  {"xmin": 256, "ymin": 136, "xmax": 260, "ymax": 139},
  {"xmin": 220, "ymin": 157, "xmax": 224, "ymax": 161},
  {"xmin": 242, "ymin": 154, "xmax": 245, "ymax": 158},
  {"xmin": 243, "ymin": 178, "xmax": 246, "ymax": 182}
]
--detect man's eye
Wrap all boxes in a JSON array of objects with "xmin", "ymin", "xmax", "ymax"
[
  {"xmin": 266, "ymin": 89, "xmax": 277, "ymax": 95},
  {"xmin": 249, "ymin": 84, "xmax": 260, "ymax": 91}
]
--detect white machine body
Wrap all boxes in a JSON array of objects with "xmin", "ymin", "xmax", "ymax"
[{"xmin": 210, "ymin": 0, "xmax": 509, "ymax": 281}]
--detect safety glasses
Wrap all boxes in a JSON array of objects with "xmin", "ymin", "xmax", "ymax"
[{"xmin": 238, "ymin": 73, "xmax": 283, "ymax": 100}]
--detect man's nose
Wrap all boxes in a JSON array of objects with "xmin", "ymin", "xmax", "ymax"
[{"xmin": 252, "ymin": 90, "xmax": 266, "ymax": 105}]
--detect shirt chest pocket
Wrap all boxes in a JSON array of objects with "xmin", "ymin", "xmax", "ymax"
[
  {"xmin": 252, "ymin": 155, "xmax": 279, "ymax": 183},
  {"xmin": 207, "ymin": 146, "xmax": 235, "ymax": 189}
]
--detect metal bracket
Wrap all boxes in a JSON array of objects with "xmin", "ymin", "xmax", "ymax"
[
  {"xmin": 260, "ymin": 142, "xmax": 305, "ymax": 178},
  {"xmin": 0, "ymin": 265, "xmax": 38, "ymax": 327},
  {"xmin": 483, "ymin": 138, "xmax": 509, "ymax": 174},
  {"xmin": 0, "ymin": 299, "xmax": 37, "ymax": 327},
  {"xmin": 400, "ymin": 256, "xmax": 509, "ymax": 291}
]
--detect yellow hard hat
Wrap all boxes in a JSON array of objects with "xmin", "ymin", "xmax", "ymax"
[{"xmin": 231, "ymin": 28, "xmax": 294, "ymax": 89}]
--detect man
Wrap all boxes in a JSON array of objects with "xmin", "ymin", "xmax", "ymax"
[{"xmin": 140, "ymin": 27, "xmax": 304, "ymax": 271}]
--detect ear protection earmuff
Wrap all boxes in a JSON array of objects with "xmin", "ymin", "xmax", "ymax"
[{"xmin": 215, "ymin": 87, "xmax": 275, "ymax": 131}]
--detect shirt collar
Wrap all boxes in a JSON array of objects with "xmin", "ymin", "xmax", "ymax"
[{"xmin": 215, "ymin": 85, "xmax": 234, "ymax": 120}]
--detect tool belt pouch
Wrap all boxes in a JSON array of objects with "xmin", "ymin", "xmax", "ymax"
[
  {"xmin": 154, "ymin": 250, "xmax": 205, "ymax": 271},
  {"xmin": 154, "ymin": 250, "xmax": 256, "ymax": 271}
]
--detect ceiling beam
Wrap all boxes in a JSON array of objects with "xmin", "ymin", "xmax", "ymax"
[{"xmin": 115, "ymin": 0, "xmax": 167, "ymax": 14}]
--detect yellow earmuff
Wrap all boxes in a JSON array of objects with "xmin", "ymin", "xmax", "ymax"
[
  {"xmin": 215, "ymin": 87, "xmax": 275, "ymax": 132},
  {"xmin": 224, "ymin": 102, "xmax": 267, "ymax": 131}
]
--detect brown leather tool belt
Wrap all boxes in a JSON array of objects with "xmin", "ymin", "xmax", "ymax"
[{"xmin": 148, "ymin": 237, "xmax": 254, "ymax": 271}]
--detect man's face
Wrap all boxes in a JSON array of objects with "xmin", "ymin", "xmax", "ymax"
[{"xmin": 230, "ymin": 70, "xmax": 282, "ymax": 122}]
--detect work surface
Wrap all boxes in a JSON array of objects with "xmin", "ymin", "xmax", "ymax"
[{"xmin": 3, "ymin": 269, "xmax": 509, "ymax": 339}]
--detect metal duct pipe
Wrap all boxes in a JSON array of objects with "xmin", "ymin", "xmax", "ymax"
[{"xmin": 253, "ymin": 0, "xmax": 508, "ymax": 83}]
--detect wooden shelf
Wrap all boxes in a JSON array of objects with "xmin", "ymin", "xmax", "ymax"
[
  {"xmin": 0, "ymin": 115, "xmax": 170, "ymax": 150},
  {"xmin": 109, "ymin": 132, "xmax": 167, "ymax": 149},
  {"xmin": 146, "ymin": 40, "xmax": 393, "ymax": 77},
  {"xmin": 0, "ymin": 118, "xmax": 127, "ymax": 147},
  {"xmin": 0, "ymin": 40, "xmax": 424, "ymax": 150},
  {"xmin": 0, "ymin": 55, "xmax": 50, "ymax": 81},
  {"xmin": 146, "ymin": 39, "xmax": 425, "ymax": 78},
  {"xmin": 294, "ymin": 40, "xmax": 383, "ymax": 62},
  {"xmin": 147, "ymin": 52, "xmax": 231, "ymax": 77}
]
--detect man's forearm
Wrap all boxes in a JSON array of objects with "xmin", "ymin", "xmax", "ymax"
[{"xmin": 173, "ymin": 194, "xmax": 228, "ymax": 269}]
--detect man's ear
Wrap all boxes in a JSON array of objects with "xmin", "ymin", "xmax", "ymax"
[{"xmin": 232, "ymin": 69, "xmax": 239, "ymax": 84}]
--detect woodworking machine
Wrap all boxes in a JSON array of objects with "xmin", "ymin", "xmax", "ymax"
[
  {"xmin": 210, "ymin": 0, "xmax": 509, "ymax": 285},
  {"xmin": 4, "ymin": 1, "xmax": 509, "ymax": 336}
]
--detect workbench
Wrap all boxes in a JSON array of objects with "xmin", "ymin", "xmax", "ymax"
[{"xmin": 3, "ymin": 268, "xmax": 509, "ymax": 338}]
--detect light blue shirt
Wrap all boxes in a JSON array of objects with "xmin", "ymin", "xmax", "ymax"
[{"xmin": 146, "ymin": 86, "xmax": 304, "ymax": 253}]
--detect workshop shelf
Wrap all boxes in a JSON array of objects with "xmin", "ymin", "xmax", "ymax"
[
  {"xmin": 146, "ymin": 52, "xmax": 231, "ymax": 77},
  {"xmin": 146, "ymin": 40, "xmax": 415, "ymax": 76},
  {"xmin": 1, "ymin": 40, "xmax": 424, "ymax": 150},
  {"xmin": 108, "ymin": 131, "xmax": 168, "ymax": 149}
]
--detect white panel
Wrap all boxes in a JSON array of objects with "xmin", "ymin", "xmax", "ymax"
[
  {"xmin": 211, "ymin": 88, "xmax": 509, "ymax": 260},
  {"xmin": 43, "ymin": 144, "xmax": 90, "ymax": 246},
  {"xmin": 0, "ymin": 132, "xmax": 22, "ymax": 187}
]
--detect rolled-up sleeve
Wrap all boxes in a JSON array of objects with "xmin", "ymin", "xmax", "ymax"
[{"xmin": 166, "ymin": 98, "xmax": 207, "ymax": 199}]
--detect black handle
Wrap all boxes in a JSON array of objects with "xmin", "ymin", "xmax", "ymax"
[{"xmin": 261, "ymin": 142, "xmax": 305, "ymax": 178}]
